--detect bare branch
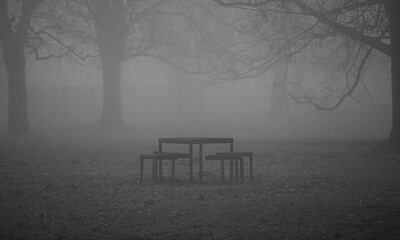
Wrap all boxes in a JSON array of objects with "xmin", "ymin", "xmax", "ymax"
[{"xmin": 289, "ymin": 46, "xmax": 373, "ymax": 111}]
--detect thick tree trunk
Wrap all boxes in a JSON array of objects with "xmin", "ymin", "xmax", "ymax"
[
  {"xmin": 0, "ymin": 0, "xmax": 38, "ymax": 136},
  {"xmin": 386, "ymin": 0, "xmax": 400, "ymax": 151},
  {"xmin": 269, "ymin": 58, "xmax": 293, "ymax": 137},
  {"xmin": 389, "ymin": 43, "xmax": 400, "ymax": 150},
  {"xmin": 97, "ymin": 57, "xmax": 124, "ymax": 127},
  {"xmin": 96, "ymin": 38, "xmax": 125, "ymax": 127},
  {"xmin": 93, "ymin": 0, "xmax": 128, "ymax": 128},
  {"xmin": 163, "ymin": 62, "xmax": 181, "ymax": 125},
  {"xmin": 1, "ymin": 34, "xmax": 30, "ymax": 136}
]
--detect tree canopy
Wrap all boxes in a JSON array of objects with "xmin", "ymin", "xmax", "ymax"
[{"xmin": 213, "ymin": 0, "xmax": 399, "ymax": 150}]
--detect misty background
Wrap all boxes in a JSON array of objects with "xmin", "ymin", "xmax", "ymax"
[
  {"xmin": 0, "ymin": 53, "xmax": 391, "ymax": 138},
  {"xmin": 0, "ymin": 0, "xmax": 392, "ymax": 139}
]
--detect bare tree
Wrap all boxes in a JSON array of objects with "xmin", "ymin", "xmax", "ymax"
[
  {"xmin": 84, "ymin": 0, "xmax": 167, "ymax": 126},
  {"xmin": 0, "ymin": 15, "xmax": 15, "ymax": 39},
  {"xmin": 0, "ymin": 0, "xmax": 233, "ymax": 134},
  {"xmin": 0, "ymin": 0, "xmax": 91, "ymax": 135},
  {"xmin": 42, "ymin": 0, "xmax": 219, "ymax": 127},
  {"xmin": 0, "ymin": 0, "xmax": 41, "ymax": 135},
  {"xmin": 19, "ymin": 0, "xmax": 170, "ymax": 128},
  {"xmin": 214, "ymin": 0, "xmax": 398, "ymax": 150},
  {"xmin": 53, "ymin": 0, "xmax": 238, "ymax": 127}
]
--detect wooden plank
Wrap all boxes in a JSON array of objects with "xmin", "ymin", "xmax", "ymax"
[
  {"xmin": 140, "ymin": 153, "xmax": 179, "ymax": 160},
  {"xmin": 152, "ymin": 151, "xmax": 190, "ymax": 158},
  {"xmin": 205, "ymin": 154, "xmax": 243, "ymax": 160},
  {"xmin": 159, "ymin": 137, "xmax": 234, "ymax": 145}
]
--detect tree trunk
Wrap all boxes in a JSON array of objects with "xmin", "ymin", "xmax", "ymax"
[
  {"xmin": 269, "ymin": 58, "xmax": 294, "ymax": 137},
  {"xmin": 97, "ymin": 56, "xmax": 124, "ymax": 127},
  {"xmin": 0, "ymin": 0, "xmax": 39, "ymax": 136},
  {"xmin": 385, "ymin": 0, "xmax": 400, "ymax": 151},
  {"xmin": 1, "ymin": 32, "xmax": 30, "ymax": 136},
  {"xmin": 168, "ymin": 67, "xmax": 181, "ymax": 124},
  {"xmin": 93, "ymin": 0, "xmax": 128, "ymax": 128}
]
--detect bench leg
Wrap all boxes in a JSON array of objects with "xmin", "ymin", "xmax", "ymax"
[
  {"xmin": 240, "ymin": 157, "xmax": 244, "ymax": 183},
  {"xmin": 152, "ymin": 159, "xmax": 158, "ymax": 181},
  {"xmin": 249, "ymin": 155, "xmax": 253, "ymax": 182},
  {"xmin": 229, "ymin": 159, "xmax": 234, "ymax": 182},
  {"xmin": 140, "ymin": 157, "xmax": 144, "ymax": 182},
  {"xmin": 189, "ymin": 144, "xmax": 193, "ymax": 183},
  {"xmin": 171, "ymin": 159, "xmax": 176, "ymax": 179},
  {"xmin": 158, "ymin": 159, "xmax": 163, "ymax": 182},
  {"xmin": 221, "ymin": 159, "xmax": 225, "ymax": 183},
  {"xmin": 199, "ymin": 144, "xmax": 203, "ymax": 183},
  {"xmin": 235, "ymin": 159, "xmax": 239, "ymax": 182}
]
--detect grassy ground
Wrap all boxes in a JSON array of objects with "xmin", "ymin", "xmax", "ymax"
[{"xmin": 0, "ymin": 134, "xmax": 399, "ymax": 239}]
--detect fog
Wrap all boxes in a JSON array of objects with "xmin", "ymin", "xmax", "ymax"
[
  {"xmin": 0, "ymin": 54, "xmax": 391, "ymax": 139},
  {"xmin": 0, "ymin": 0, "xmax": 394, "ymax": 140}
]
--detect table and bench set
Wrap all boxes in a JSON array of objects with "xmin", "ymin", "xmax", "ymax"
[{"xmin": 139, "ymin": 137, "xmax": 254, "ymax": 184}]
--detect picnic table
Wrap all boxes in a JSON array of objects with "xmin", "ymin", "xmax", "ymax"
[{"xmin": 158, "ymin": 137, "xmax": 234, "ymax": 183}]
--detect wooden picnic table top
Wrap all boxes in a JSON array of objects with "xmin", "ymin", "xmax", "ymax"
[{"xmin": 158, "ymin": 137, "xmax": 234, "ymax": 145}]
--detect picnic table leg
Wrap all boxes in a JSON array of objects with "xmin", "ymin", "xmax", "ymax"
[
  {"xmin": 152, "ymin": 158, "xmax": 158, "ymax": 181},
  {"xmin": 221, "ymin": 159, "xmax": 225, "ymax": 183},
  {"xmin": 158, "ymin": 140, "xmax": 162, "ymax": 152},
  {"xmin": 171, "ymin": 159, "xmax": 175, "ymax": 179},
  {"xmin": 235, "ymin": 159, "xmax": 239, "ymax": 182},
  {"xmin": 229, "ymin": 159, "xmax": 234, "ymax": 183},
  {"xmin": 240, "ymin": 157, "xmax": 244, "ymax": 183},
  {"xmin": 157, "ymin": 141, "xmax": 162, "ymax": 182},
  {"xmin": 250, "ymin": 154, "xmax": 254, "ymax": 182},
  {"xmin": 158, "ymin": 159, "xmax": 163, "ymax": 183},
  {"xmin": 189, "ymin": 143, "xmax": 193, "ymax": 183},
  {"xmin": 229, "ymin": 140, "xmax": 234, "ymax": 183},
  {"xmin": 199, "ymin": 144, "xmax": 203, "ymax": 183},
  {"xmin": 140, "ymin": 156, "xmax": 144, "ymax": 182}
]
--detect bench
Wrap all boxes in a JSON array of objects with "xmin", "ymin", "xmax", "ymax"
[
  {"xmin": 139, "ymin": 152, "xmax": 190, "ymax": 182},
  {"xmin": 205, "ymin": 152, "xmax": 253, "ymax": 183},
  {"xmin": 216, "ymin": 152, "xmax": 253, "ymax": 182}
]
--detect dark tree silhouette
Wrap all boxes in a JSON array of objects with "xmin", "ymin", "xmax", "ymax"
[
  {"xmin": 60, "ymin": 0, "xmax": 230, "ymax": 128},
  {"xmin": 0, "ymin": 0, "xmax": 41, "ymax": 135},
  {"xmin": 87, "ymin": 0, "xmax": 167, "ymax": 127},
  {"xmin": 214, "ymin": 0, "xmax": 398, "ymax": 150},
  {"xmin": 63, "ymin": 0, "xmax": 207, "ymax": 127}
]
